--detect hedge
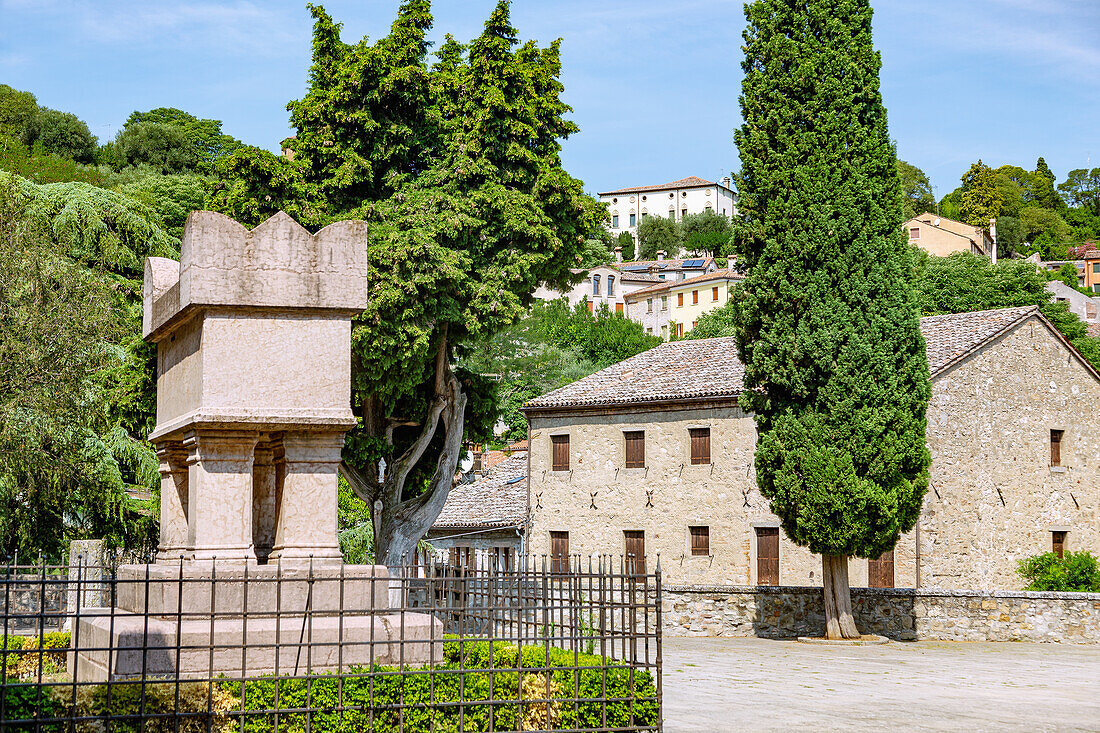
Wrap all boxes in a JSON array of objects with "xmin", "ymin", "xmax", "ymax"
[{"xmin": 1, "ymin": 640, "xmax": 658, "ymax": 732}]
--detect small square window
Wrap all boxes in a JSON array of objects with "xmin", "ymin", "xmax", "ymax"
[
  {"xmin": 909, "ymin": 227, "xmax": 920, "ymax": 239},
  {"xmin": 689, "ymin": 526, "xmax": 710, "ymax": 556},
  {"xmin": 1050, "ymin": 429, "xmax": 1064, "ymax": 467},
  {"xmin": 1093, "ymin": 263, "xmax": 1099, "ymax": 274}
]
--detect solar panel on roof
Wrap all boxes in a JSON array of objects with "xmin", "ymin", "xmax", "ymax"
[
  {"xmin": 505, "ymin": 476, "xmax": 526, "ymax": 485},
  {"xmin": 683, "ymin": 259, "xmax": 704, "ymax": 267},
  {"xmin": 622, "ymin": 264, "xmax": 648, "ymax": 272}
]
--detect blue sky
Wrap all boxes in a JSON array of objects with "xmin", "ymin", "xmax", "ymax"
[{"xmin": 1, "ymin": 0, "xmax": 1097, "ymax": 199}]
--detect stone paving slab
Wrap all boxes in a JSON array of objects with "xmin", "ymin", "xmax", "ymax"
[{"xmin": 662, "ymin": 637, "xmax": 1100, "ymax": 732}]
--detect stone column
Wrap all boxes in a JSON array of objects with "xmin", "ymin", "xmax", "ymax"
[
  {"xmin": 184, "ymin": 431, "xmax": 259, "ymax": 564},
  {"xmin": 252, "ymin": 441, "xmax": 277, "ymax": 563},
  {"xmin": 270, "ymin": 432, "xmax": 344, "ymax": 565},
  {"xmin": 155, "ymin": 443, "xmax": 190, "ymax": 563}
]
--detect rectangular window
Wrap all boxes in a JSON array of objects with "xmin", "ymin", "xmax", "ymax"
[
  {"xmin": 909, "ymin": 227, "xmax": 920, "ymax": 239},
  {"xmin": 676, "ymin": 323, "xmax": 684, "ymax": 338},
  {"xmin": 682, "ymin": 208, "xmax": 687, "ymax": 218},
  {"xmin": 587, "ymin": 300, "xmax": 594, "ymax": 313},
  {"xmin": 677, "ymin": 292, "xmax": 684, "ymax": 307},
  {"xmin": 1051, "ymin": 429, "xmax": 1064, "ymax": 467},
  {"xmin": 692, "ymin": 290, "xmax": 699, "ymax": 305},
  {"xmin": 641, "ymin": 212, "xmax": 647, "ymax": 219},
  {"xmin": 755, "ymin": 527, "xmax": 779, "ymax": 586},
  {"xmin": 629, "ymin": 213, "xmax": 636, "ymax": 227},
  {"xmin": 624, "ymin": 530, "xmax": 645, "ymax": 575},
  {"xmin": 692, "ymin": 320, "xmax": 697, "ymax": 330},
  {"xmin": 550, "ymin": 531, "xmax": 569, "ymax": 573},
  {"xmin": 449, "ymin": 546, "xmax": 473, "ymax": 571},
  {"xmin": 624, "ymin": 430, "xmax": 645, "ymax": 468},
  {"xmin": 612, "ymin": 214, "xmax": 619, "ymax": 228},
  {"xmin": 712, "ymin": 286, "xmax": 719, "ymax": 301},
  {"xmin": 607, "ymin": 275, "xmax": 615, "ymax": 296},
  {"xmin": 661, "ymin": 295, "xmax": 668, "ymax": 310},
  {"xmin": 647, "ymin": 298, "xmax": 653, "ymax": 313},
  {"xmin": 1052, "ymin": 530, "xmax": 1067, "ymax": 558},
  {"xmin": 1093, "ymin": 263, "xmax": 1099, "ymax": 274},
  {"xmin": 689, "ymin": 427, "xmax": 711, "ymax": 465},
  {"xmin": 615, "ymin": 302, "xmax": 624, "ymax": 314},
  {"xmin": 689, "ymin": 526, "xmax": 710, "ymax": 556},
  {"xmin": 592, "ymin": 275, "xmax": 600, "ymax": 296},
  {"xmin": 661, "ymin": 325, "xmax": 668, "ymax": 338},
  {"xmin": 551, "ymin": 434, "xmax": 569, "ymax": 472}
]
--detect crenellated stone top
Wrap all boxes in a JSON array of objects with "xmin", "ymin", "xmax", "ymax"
[{"xmin": 143, "ymin": 211, "xmax": 369, "ymax": 340}]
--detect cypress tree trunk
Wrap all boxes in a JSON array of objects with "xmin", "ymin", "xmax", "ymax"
[{"xmin": 822, "ymin": 555, "xmax": 860, "ymax": 639}]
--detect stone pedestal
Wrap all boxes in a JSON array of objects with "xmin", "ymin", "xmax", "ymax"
[{"xmin": 70, "ymin": 563, "xmax": 443, "ymax": 682}]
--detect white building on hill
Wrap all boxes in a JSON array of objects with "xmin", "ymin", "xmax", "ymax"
[{"xmin": 599, "ymin": 176, "xmax": 737, "ymax": 243}]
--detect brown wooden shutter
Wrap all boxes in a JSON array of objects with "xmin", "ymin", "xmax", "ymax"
[
  {"xmin": 550, "ymin": 531, "xmax": 569, "ymax": 573},
  {"xmin": 756, "ymin": 527, "xmax": 779, "ymax": 586},
  {"xmin": 712, "ymin": 286, "xmax": 719, "ymax": 301},
  {"xmin": 689, "ymin": 526, "xmax": 709, "ymax": 556},
  {"xmin": 624, "ymin": 431, "xmax": 645, "ymax": 468},
  {"xmin": 616, "ymin": 302, "xmax": 624, "ymax": 314},
  {"xmin": 689, "ymin": 428, "xmax": 711, "ymax": 465},
  {"xmin": 692, "ymin": 289, "xmax": 699, "ymax": 304},
  {"xmin": 868, "ymin": 549, "xmax": 894, "ymax": 588},
  {"xmin": 624, "ymin": 530, "xmax": 646, "ymax": 575},
  {"xmin": 677, "ymin": 292, "xmax": 684, "ymax": 307},
  {"xmin": 551, "ymin": 434, "xmax": 570, "ymax": 471},
  {"xmin": 1051, "ymin": 429, "xmax": 1063, "ymax": 466},
  {"xmin": 1052, "ymin": 531, "xmax": 1067, "ymax": 558}
]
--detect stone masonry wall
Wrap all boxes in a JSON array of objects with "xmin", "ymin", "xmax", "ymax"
[{"xmin": 663, "ymin": 585, "xmax": 1100, "ymax": 643}]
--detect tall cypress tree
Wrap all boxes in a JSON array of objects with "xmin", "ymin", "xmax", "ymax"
[{"xmin": 732, "ymin": 0, "xmax": 930, "ymax": 639}]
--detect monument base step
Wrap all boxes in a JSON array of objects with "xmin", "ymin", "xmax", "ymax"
[{"xmin": 69, "ymin": 608, "xmax": 443, "ymax": 682}]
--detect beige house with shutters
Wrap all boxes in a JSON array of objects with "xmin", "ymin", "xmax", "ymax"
[{"xmin": 522, "ymin": 306, "xmax": 1100, "ymax": 591}]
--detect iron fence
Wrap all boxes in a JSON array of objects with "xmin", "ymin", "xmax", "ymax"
[{"xmin": 0, "ymin": 552, "xmax": 661, "ymax": 732}]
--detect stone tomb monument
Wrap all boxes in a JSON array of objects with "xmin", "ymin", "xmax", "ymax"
[{"xmin": 71, "ymin": 211, "xmax": 440, "ymax": 681}]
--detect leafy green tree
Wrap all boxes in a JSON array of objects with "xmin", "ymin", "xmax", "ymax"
[
  {"xmin": 0, "ymin": 85, "xmax": 38, "ymax": 140},
  {"xmin": 578, "ymin": 238, "xmax": 612, "ymax": 267},
  {"xmin": 938, "ymin": 188, "xmax": 962, "ymax": 221},
  {"xmin": 732, "ymin": 0, "xmax": 931, "ymax": 639},
  {"xmin": 1054, "ymin": 262, "xmax": 1080, "ymax": 289},
  {"xmin": 124, "ymin": 108, "xmax": 241, "ymax": 169},
  {"xmin": 994, "ymin": 215, "xmax": 1022, "ymax": 257},
  {"xmin": 110, "ymin": 122, "xmax": 201, "ymax": 174},
  {"xmin": 681, "ymin": 209, "xmax": 733, "ymax": 255},
  {"xmin": 1035, "ymin": 157, "xmax": 1055, "ymax": 183},
  {"xmin": 635, "ymin": 215, "xmax": 681, "ymax": 260},
  {"xmin": 1019, "ymin": 205, "xmax": 1071, "ymax": 259},
  {"xmin": 21, "ymin": 108, "xmax": 98, "ymax": 164},
  {"xmin": 211, "ymin": 2, "xmax": 600, "ymax": 565},
  {"xmin": 115, "ymin": 173, "xmax": 208, "ymax": 240},
  {"xmin": 0, "ymin": 136, "xmax": 105, "ymax": 185},
  {"xmin": 0, "ymin": 175, "xmax": 159, "ymax": 560},
  {"xmin": 683, "ymin": 297, "xmax": 737, "ymax": 339},
  {"xmin": 616, "ymin": 230, "xmax": 635, "ymax": 260},
  {"xmin": 897, "ymin": 159, "xmax": 935, "ymax": 220},
  {"xmin": 959, "ymin": 160, "xmax": 1002, "ymax": 229},
  {"xmin": 1030, "ymin": 157, "xmax": 1061, "ymax": 210},
  {"xmin": 1058, "ymin": 168, "xmax": 1100, "ymax": 214}
]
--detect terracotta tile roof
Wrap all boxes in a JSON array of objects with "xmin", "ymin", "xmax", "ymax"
[
  {"xmin": 624, "ymin": 280, "xmax": 673, "ymax": 301},
  {"xmin": 670, "ymin": 268, "xmax": 743, "ymax": 288},
  {"xmin": 599, "ymin": 176, "xmax": 718, "ymax": 196},
  {"xmin": 434, "ymin": 455, "xmax": 527, "ymax": 529},
  {"xmin": 525, "ymin": 306, "xmax": 1045, "ymax": 411}
]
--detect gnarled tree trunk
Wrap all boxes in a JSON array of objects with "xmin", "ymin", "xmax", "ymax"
[
  {"xmin": 822, "ymin": 554, "xmax": 860, "ymax": 640},
  {"xmin": 340, "ymin": 328, "xmax": 468, "ymax": 569}
]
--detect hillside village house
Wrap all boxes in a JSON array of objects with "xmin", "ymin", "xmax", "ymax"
[
  {"xmin": 624, "ymin": 269, "xmax": 743, "ymax": 339},
  {"xmin": 534, "ymin": 257, "xmax": 717, "ymax": 314},
  {"xmin": 906, "ymin": 213, "xmax": 994, "ymax": 257},
  {"xmin": 521, "ymin": 306, "xmax": 1100, "ymax": 591},
  {"xmin": 599, "ymin": 176, "xmax": 737, "ymax": 244},
  {"xmin": 1046, "ymin": 280, "xmax": 1100, "ymax": 324}
]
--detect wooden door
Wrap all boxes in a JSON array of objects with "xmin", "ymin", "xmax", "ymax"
[
  {"xmin": 550, "ymin": 531, "xmax": 569, "ymax": 573},
  {"xmin": 755, "ymin": 527, "xmax": 779, "ymax": 586},
  {"xmin": 624, "ymin": 530, "xmax": 646, "ymax": 575},
  {"xmin": 868, "ymin": 550, "xmax": 894, "ymax": 588}
]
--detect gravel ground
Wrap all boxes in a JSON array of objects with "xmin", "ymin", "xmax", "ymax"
[{"xmin": 661, "ymin": 636, "xmax": 1100, "ymax": 732}]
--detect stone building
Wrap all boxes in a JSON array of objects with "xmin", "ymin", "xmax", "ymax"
[
  {"xmin": 905, "ymin": 213, "xmax": 993, "ymax": 257},
  {"xmin": 426, "ymin": 454, "xmax": 528, "ymax": 569},
  {"xmin": 523, "ymin": 306, "xmax": 1100, "ymax": 591},
  {"xmin": 1046, "ymin": 280, "xmax": 1100, "ymax": 324},
  {"xmin": 533, "ymin": 265, "xmax": 661, "ymax": 314}
]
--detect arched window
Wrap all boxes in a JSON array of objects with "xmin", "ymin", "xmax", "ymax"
[{"xmin": 592, "ymin": 274, "xmax": 601, "ymax": 296}]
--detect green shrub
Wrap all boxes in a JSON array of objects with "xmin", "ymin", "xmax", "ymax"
[
  {"xmin": 1017, "ymin": 551, "xmax": 1100, "ymax": 592},
  {"xmin": 2, "ymin": 632, "xmax": 70, "ymax": 681}
]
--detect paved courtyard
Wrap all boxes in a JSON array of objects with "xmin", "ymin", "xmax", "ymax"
[{"xmin": 662, "ymin": 637, "xmax": 1100, "ymax": 732}]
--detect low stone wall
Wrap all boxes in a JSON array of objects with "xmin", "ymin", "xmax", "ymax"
[{"xmin": 663, "ymin": 585, "xmax": 1100, "ymax": 643}]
